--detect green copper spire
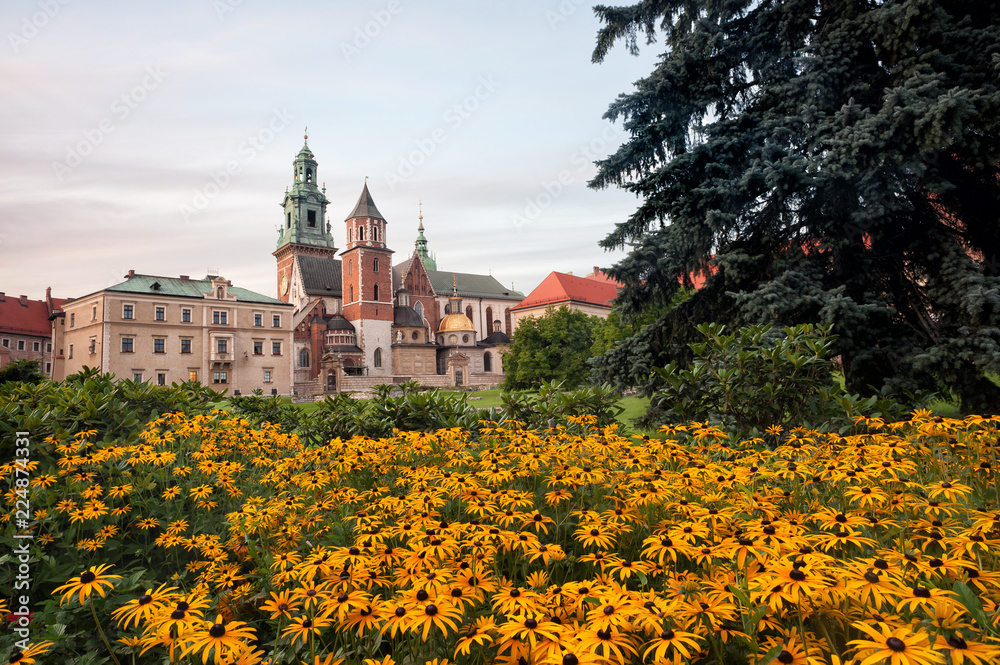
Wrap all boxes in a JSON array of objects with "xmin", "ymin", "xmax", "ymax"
[
  {"xmin": 414, "ymin": 202, "xmax": 437, "ymax": 270},
  {"xmin": 275, "ymin": 129, "xmax": 336, "ymax": 250}
]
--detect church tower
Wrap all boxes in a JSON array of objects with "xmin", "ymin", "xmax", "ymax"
[
  {"xmin": 414, "ymin": 203, "xmax": 437, "ymax": 270},
  {"xmin": 342, "ymin": 182, "xmax": 394, "ymax": 377},
  {"xmin": 273, "ymin": 130, "xmax": 337, "ymax": 308}
]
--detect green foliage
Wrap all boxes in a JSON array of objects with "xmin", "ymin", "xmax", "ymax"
[
  {"xmin": 0, "ymin": 367, "xmax": 221, "ymax": 456},
  {"xmin": 0, "ymin": 357, "xmax": 46, "ymax": 385},
  {"xmin": 590, "ymin": 0, "xmax": 1000, "ymax": 413},
  {"xmin": 501, "ymin": 305, "xmax": 601, "ymax": 390},
  {"xmin": 501, "ymin": 380, "xmax": 624, "ymax": 429},
  {"xmin": 369, "ymin": 382, "xmax": 484, "ymax": 434},
  {"xmin": 650, "ymin": 323, "xmax": 918, "ymax": 436}
]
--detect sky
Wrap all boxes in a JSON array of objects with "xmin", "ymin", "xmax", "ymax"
[{"xmin": 1, "ymin": 0, "xmax": 659, "ymax": 302}]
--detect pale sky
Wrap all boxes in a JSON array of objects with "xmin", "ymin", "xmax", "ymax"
[{"xmin": 1, "ymin": 1, "xmax": 657, "ymax": 301}]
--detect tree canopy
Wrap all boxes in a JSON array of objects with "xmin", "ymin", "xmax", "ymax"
[
  {"xmin": 501, "ymin": 306, "xmax": 600, "ymax": 390},
  {"xmin": 590, "ymin": 0, "xmax": 1000, "ymax": 411}
]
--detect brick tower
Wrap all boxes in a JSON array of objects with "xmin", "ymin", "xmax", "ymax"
[{"xmin": 341, "ymin": 182, "xmax": 394, "ymax": 377}]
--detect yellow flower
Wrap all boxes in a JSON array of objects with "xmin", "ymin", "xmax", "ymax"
[{"xmin": 52, "ymin": 564, "xmax": 121, "ymax": 606}]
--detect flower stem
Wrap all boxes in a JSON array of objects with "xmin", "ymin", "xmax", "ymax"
[{"xmin": 90, "ymin": 599, "xmax": 122, "ymax": 665}]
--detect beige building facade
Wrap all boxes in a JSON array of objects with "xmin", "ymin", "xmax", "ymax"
[{"xmin": 50, "ymin": 272, "xmax": 293, "ymax": 395}]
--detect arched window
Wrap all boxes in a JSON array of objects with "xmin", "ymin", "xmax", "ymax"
[
  {"xmin": 348, "ymin": 228, "xmax": 352, "ymax": 243},
  {"xmin": 373, "ymin": 347, "xmax": 382, "ymax": 368},
  {"xmin": 299, "ymin": 348, "xmax": 310, "ymax": 368},
  {"xmin": 444, "ymin": 304, "xmax": 451, "ymax": 314},
  {"xmin": 358, "ymin": 226, "xmax": 365, "ymax": 241},
  {"xmin": 414, "ymin": 301, "xmax": 423, "ymax": 319},
  {"xmin": 349, "ymin": 285, "xmax": 354, "ymax": 301},
  {"xmin": 373, "ymin": 258, "xmax": 379, "ymax": 272},
  {"xmin": 306, "ymin": 168, "xmax": 313, "ymax": 183},
  {"xmin": 373, "ymin": 284, "xmax": 380, "ymax": 301},
  {"xmin": 484, "ymin": 351, "xmax": 492, "ymax": 372},
  {"xmin": 465, "ymin": 305, "xmax": 473, "ymax": 321},
  {"xmin": 486, "ymin": 307, "xmax": 493, "ymax": 334},
  {"xmin": 348, "ymin": 259, "xmax": 352, "ymax": 276},
  {"xmin": 372, "ymin": 225, "xmax": 379, "ymax": 242}
]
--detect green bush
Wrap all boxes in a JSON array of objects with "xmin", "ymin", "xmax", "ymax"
[
  {"xmin": 649, "ymin": 323, "xmax": 918, "ymax": 437},
  {"xmin": 501, "ymin": 380, "xmax": 624, "ymax": 429}
]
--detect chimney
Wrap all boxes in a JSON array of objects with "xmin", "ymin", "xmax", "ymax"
[
  {"xmin": 19, "ymin": 295, "xmax": 28, "ymax": 306},
  {"xmin": 0, "ymin": 292, "xmax": 5, "ymax": 302},
  {"xmin": 46, "ymin": 286, "xmax": 51, "ymax": 300},
  {"xmin": 179, "ymin": 275, "xmax": 189, "ymax": 281},
  {"xmin": 126, "ymin": 269, "xmax": 135, "ymax": 279}
]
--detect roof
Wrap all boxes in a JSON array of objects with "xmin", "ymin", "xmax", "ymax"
[
  {"xmin": 427, "ymin": 270, "xmax": 523, "ymax": 301},
  {"xmin": 480, "ymin": 330, "xmax": 511, "ymax": 346},
  {"xmin": 298, "ymin": 256, "xmax": 343, "ymax": 296},
  {"xmin": 0, "ymin": 294, "xmax": 52, "ymax": 337},
  {"xmin": 89, "ymin": 274, "xmax": 290, "ymax": 306},
  {"xmin": 325, "ymin": 315, "xmax": 355, "ymax": 331},
  {"xmin": 393, "ymin": 306, "xmax": 424, "ymax": 328},
  {"xmin": 346, "ymin": 183, "xmax": 384, "ymax": 220},
  {"xmin": 438, "ymin": 312, "xmax": 476, "ymax": 333},
  {"xmin": 511, "ymin": 271, "xmax": 620, "ymax": 312}
]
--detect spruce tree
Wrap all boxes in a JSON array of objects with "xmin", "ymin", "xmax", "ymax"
[{"xmin": 590, "ymin": 0, "xmax": 1000, "ymax": 412}]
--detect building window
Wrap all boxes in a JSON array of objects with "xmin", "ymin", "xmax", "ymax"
[
  {"xmin": 449, "ymin": 334, "xmax": 457, "ymax": 345},
  {"xmin": 46, "ymin": 343, "xmax": 51, "ymax": 353},
  {"xmin": 414, "ymin": 301, "xmax": 423, "ymax": 319},
  {"xmin": 272, "ymin": 341, "xmax": 282, "ymax": 355},
  {"xmin": 348, "ymin": 259, "xmax": 352, "ymax": 276},
  {"xmin": 157, "ymin": 373, "xmax": 166, "ymax": 386},
  {"xmin": 463, "ymin": 334, "xmax": 470, "ymax": 343},
  {"xmin": 272, "ymin": 314, "xmax": 281, "ymax": 328},
  {"xmin": 373, "ymin": 284, "xmax": 380, "ymax": 301},
  {"xmin": 348, "ymin": 228, "xmax": 352, "ymax": 243},
  {"xmin": 88, "ymin": 339, "xmax": 96, "ymax": 355},
  {"xmin": 92, "ymin": 305, "xmax": 97, "ymax": 321},
  {"xmin": 155, "ymin": 306, "xmax": 165, "ymax": 321},
  {"xmin": 358, "ymin": 226, "xmax": 365, "ymax": 241},
  {"xmin": 122, "ymin": 304, "xmax": 133, "ymax": 319},
  {"xmin": 308, "ymin": 210, "xmax": 316, "ymax": 227},
  {"xmin": 373, "ymin": 348, "xmax": 382, "ymax": 368},
  {"xmin": 189, "ymin": 370, "xmax": 198, "ymax": 382},
  {"xmin": 466, "ymin": 305, "xmax": 473, "ymax": 320},
  {"xmin": 299, "ymin": 348, "xmax": 309, "ymax": 367},
  {"xmin": 373, "ymin": 258, "xmax": 379, "ymax": 272},
  {"xmin": 253, "ymin": 341, "xmax": 263, "ymax": 355},
  {"xmin": 254, "ymin": 313, "xmax": 262, "ymax": 327},
  {"xmin": 68, "ymin": 344, "xmax": 73, "ymax": 359},
  {"xmin": 411, "ymin": 331, "xmax": 419, "ymax": 341},
  {"xmin": 32, "ymin": 341, "xmax": 39, "ymax": 352},
  {"xmin": 217, "ymin": 339, "xmax": 228, "ymax": 354},
  {"xmin": 372, "ymin": 225, "xmax": 379, "ymax": 242},
  {"xmin": 70, "ymin": 313, "xmax": 75, "ymax": 327},
  {"xmin": 122, "ymin": 338, "xmax": 134, "ymax": 353},
  {"xmin": 180, "ymin": 339, "xmax": 192, "ymax": 354},
  {"xmin": 349, "ymin": 285, "xmax": 354, "ymax": 301},
  {"xmin": 486, "ymin": 307, "xmax": 494, "ymax": 334},
  {"xmin": 213, "ymin": 371, "xmax": 228, "ymax": 384},
  {"xmin": 213, "ymin": 311, "xmax": 227, "ymax": 325},
  {"xmin": 45, "ymin": 362, "xmax": 51, "ymax": 373},
  {"xmin": 484, "ymin": 351, "xmax": 492, "ymax": 372},
  {"xmin": 133, "ymin": 372, "xmax": 143, "ymax": 382},
  {"xmin": 286, "ymin": 212, "xmax": 291, "ymax": 228},
  {"xmin": 17, "ymin": 340, "xmax": 25, "ymax": 351},
  {"xmin": 182, "ymin": 308, "xmax": 192, "ymax": 323},
  {"xmin": 153, "ymin": 339, "xmax": 165, "ymax": 353},
  {"xmin": 263, "ymin": 370, "xmax": 272, "ymax": 383}
]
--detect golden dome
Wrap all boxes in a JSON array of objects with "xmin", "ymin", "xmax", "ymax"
[{"xmin": 438, "ymin": 313, "xmax": 476, "ymax": 333}]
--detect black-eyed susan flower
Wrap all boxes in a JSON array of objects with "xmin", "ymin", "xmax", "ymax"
[
  {"xmin": 52, "ymin": 564, "xmax": 121, "ymax": 606},
  {"xmin": 848, "ymin": 622, "xmax": 945, "ymax": 665}
]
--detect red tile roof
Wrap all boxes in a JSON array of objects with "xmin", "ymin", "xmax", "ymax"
[
  {"xmin": 512, "ymin": 271, "xmax": 621, "ymax": 312},
  {"xmin": 0, "ymin": 294, "xmax": 53, "ymax": 337}
]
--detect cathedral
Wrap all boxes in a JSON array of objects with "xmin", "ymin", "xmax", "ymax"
[{"xmin": 273, "ymin": 135, "xmax": 521, "ymax": 395}]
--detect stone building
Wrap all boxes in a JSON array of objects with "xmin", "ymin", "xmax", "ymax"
[
  {"xmin": 49, "ymin": 272, "xmax": 293, "ymax": 394},
  {"xmin": 0, "ymin": 289, "xmax": 66, "ymax": 376}
]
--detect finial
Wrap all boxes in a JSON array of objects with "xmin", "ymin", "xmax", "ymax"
[
  {"xmin": 418, "ymin": 201, "xmax": 424, "ymax": 230},
  {"xmin": 452, "ymin": 275, "xmax": 458, "ymax": 296},
  {"xmin": 304, "ymin": 126, "xmax": 308, "ymax": 144},
  {"xmin": 365, "ymin": 175, "xmax": 369, "ymax": 184}
]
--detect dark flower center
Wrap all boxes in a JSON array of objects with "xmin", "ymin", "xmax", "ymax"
[
  {"xmin": 302, "ymin": 619, "xmax": 313, "ymax": 628},
  {"xmin": 394, "ymin": 607, "xmax": 406, "ymax": 617},
  {"xmin": 603, "ymin": 605, "xmax": 614, "ymax": 615},
  {"xmin": 209, "ymin": 623, "xmax": 226, "ymax": 638},
  {"xmin": 80, "ymin": 571, "xmax": 97, "ymax": 584},
  {"xmin": 948, "ymin": 635, "xmax": 968, "ymax": 650},
  {"xmin": 864, "ymin": 572, "xmax": 880, "ymax": 584},
  {"xmin": 886, "ymin": 637, "xmax": 906, "ymax": 652},
  {"xmin": 913, "ymin": 587, "xmax": 931, "ymax": 598},
  {"xmin": 525, "ymin": 618, "xmax": 538, "ymax": 629},
  {"xmin": 416, "ymin": 590, "xmax": 429, "ymax": 601},
  {"xmin": 874, "ymin": 559, "xmax": 889, "ymax": 570},
  {"xmin": 138, "ymin": 594, "xmax": 153, "ymax": 605},
  {"xmin": 510, "ymin": 589, "xmax": 521, "ymax": 598},
  {"xmin": 777, "ymin": 651, "xmax": 794, "ymax": 664},
  {"xmin": 789, "ymin": 569, "xmax": 806, "ymax": 581},
  {"xmin": 563, "ymin": 656, "xmax": 579, "ymax": 665},
  {"xmin": 425, "ymin": 604, "xmax": 438, "ymax": 616},
  {"xmin": 170, "ymin": 610, "xmax": 185, "ymax": 620}
]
